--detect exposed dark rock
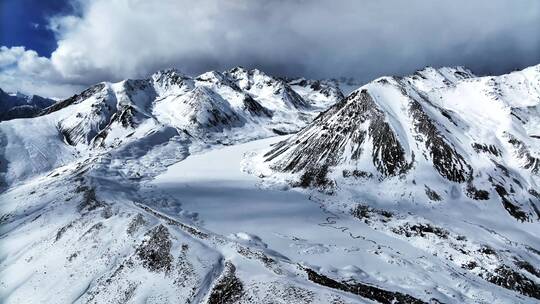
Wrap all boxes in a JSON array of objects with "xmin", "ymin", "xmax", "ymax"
[
  {"xmin": 529, "ymin": 189, "xmax": 540, "ymax": 200},
  {"xmin": 342, "ymin": 169, "xmax": 373, "ymax": 179},
  {"xmin": 80, "ymin": 222, "xmax": 104, "ymax": 239},
  {"xmin": 0, "ymin": 88, "xmax": 55, "ymax": 121},
  {"xmin": 1, "ymin": 105, "xmax": 42, "ymax": 120},
  {"xmin": 236, "ymin": 246, "xmax": 283, "ymax": 275},
  {"xmin": 173, "ymin": 244, "xmax": 197, "ymax": 288},
  {"xmin": 242, "ymin": 95, "xmax": 272, "ymax": 118},
  {"xmin": 303, "ymin": 267, "xmax": 427, "ymax": 304},
  {"xmin": 135, "ymin": 203, "xmax": 209, "ymax": 239},
  {"xmin": 271, "ymin": 128, "xmax": 292, "ymax": 135},
  {"xmin": 264, "ymin": 90, "xmax": 410, "ymax": 179},
  {"xmin": 92, "ymin": 104, "xmax": 141, "ymax": 147},
  {"xmin": 392, "ymin": 223, "xmax": 449, "ymax": 239},
  {"xmin": 507, "ymin": 134, "xmax": 540, "ymax": 174},
  {"xmin": 492, "ymin": 161, "xmax": 510, "ymax": 177},
  {"xmin": 466, "ymin": 182, "xmax": 490, "ymax": 200},
  {"xmin": 472, "ymin": 143, "xmax": 501, "ymax": 156},
  {"xmin": 530, "ymin": 200, "xmax": 540, "ymax": 220},
  {"xmin": 55, "ymin": 221, "xmax": 75, "ymax": 242},
  {"xmin": 424, "ymin": 185, "xmax": 442, "ymax": 201},
  {"xmin": 55, "ymin": 93, "xmax": 116, "ymax": 146},
  {"xmin": 208, "ymin": 262, "xmax": 244, "ymax": 304},
  {"xmin": 515, "ymin": 259, "xmax": 540, "ymax": 278},
  {"xmin": 127, "ymin": 214, "xmax": 147, "ymax": 236},
  {"xmin": 67, "ymin": 252, "xmax": 79, "ymax": 262},
  {"xmin": 136, "ymin": 225, "xmax": 173, "ymax": 272},
  {"xmin": 493, "ymin": 183, "xmax": 529, "ymax": 222},
  {"xmin": 76, "ymin": 185, "xmax": 106, "ymax": 214},
  {"xmin": 478, "ymin": 245, "xmax": 496, "ymax": 256},
  {"xmin": 462, "ymin": 261, "xmax": 478, "ymax": 270},
  {"xmin": 0, "ymin": 213, "xmax": 13, "ymax": 226},
  {"xmin": 439, "ymin": 109, "xmax": 458, "ymax": 126},
  {"xmin": 185, "ymin": 87, "xmax": 246, "ymax": 132},
  {"xmin": 297, "ymin": 164, "xmax": 334, "ymax": 190},
  {"xmin": 407, "ymin": 98, "xmax": 470, "ymax": 183},
  {"xmin": 485, "ymin": 265, "xmax": 540, "ymax": 300},
  {"xmin": 116, "ymin": 105, "xmax": 137, "ymax": 128},
  {"xmin": 153, "ymin": 68, "xmax": 189, "ymax": 90},
  {"xmin": 351, "ymin": 204, "xmax": 393, "ymax": 224},
  {"xmin": 265, "ymin": 283, "xmax": 316, "ymax": 304},
  {"xmin": 526, "ymin": 246, "xmax": 540, "ymax": 256}
]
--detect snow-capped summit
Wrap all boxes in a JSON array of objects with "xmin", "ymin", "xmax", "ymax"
[
  {"xmin": 226, "ymin": 67, "xmax": 310, "ymax": 110},
  {"xmin": 408, "ymin": 65, "xmax": 476, "ymax": 91},
  {"xmin": 151, "ymin": 68, "xmax": 194, "ymax": 96},
  {"xmin": 0, "ymin": 67, "xmax": 344, "ymax": 187},
  {"xmin": 287, "ymin": 77, "xmax": 345, "ymax": 109},
  {"xmin": 258, "ymin": 67, "xmax": 540, "ymax": 221},
  {"xmin": 261, "ymin": 65, "xmax": 540, "ymax": 220}
]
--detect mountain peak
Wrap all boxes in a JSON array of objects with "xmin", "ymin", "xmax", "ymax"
[
  {"xmin": 196, "ymin": 70, "xmax": 229, "ymax": 83},
  {"xmin": 260, "ymin": 63, "xmax": 540, "ymax": 222},
  {"xmin": 228, "ymin": 66, "xmax": 248, "ymax": 74},
  {"xmin": 151, "ymin": 68, "xmax": 189, "ymax": 82}
]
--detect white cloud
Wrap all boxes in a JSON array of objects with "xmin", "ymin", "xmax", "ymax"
[
  {"xmin": 0, "ymin": 46, "xmax": 83, "ymax": 98},
  {"xmin": 0, "ymin": 46, "xmax": 25, "ymax": 67},
  {"xmin": 1, "ymin": 0, "xmax": 539, "ymax": 98}
]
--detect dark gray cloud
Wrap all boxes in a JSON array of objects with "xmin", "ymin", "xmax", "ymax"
[{"xmin": 1, "ymin": 0, "xmax": 539, "ymax": 97}]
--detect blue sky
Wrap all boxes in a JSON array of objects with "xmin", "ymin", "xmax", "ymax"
[
  {"xmin": 0, "ymin": 0, "xmax": 539, "ymax": 98},
  {"xmin": 0, "ymin": 0, "xmax": 73, "ymax": 57}
]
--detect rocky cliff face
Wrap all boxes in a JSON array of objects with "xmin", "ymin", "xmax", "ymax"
[{"xmin": 262, "ymin": 65, "xmax": 540, "ymax": 222}]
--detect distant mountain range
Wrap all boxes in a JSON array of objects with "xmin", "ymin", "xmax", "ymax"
[
  {"xmin": 0, "ymin": 67, "xmax": 344, "ymax": 186},
  {"xmin": 0, "ymin": 88, "xmax": 55, "ymax": 121}
]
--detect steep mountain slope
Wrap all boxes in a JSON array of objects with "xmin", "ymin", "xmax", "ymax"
[
  {"xmin": 262, "ymin": 65, "xmax": 540, "ymax": 221},
  {"xmin": 0, "ymin": 88, "xmax": 55, "ymax": 121},
  {"xmin": 250, "ymin": 65, "xmax": 540, "ymax": 301}
]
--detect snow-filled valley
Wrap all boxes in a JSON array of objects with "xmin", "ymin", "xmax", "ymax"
[
  {"xmin": 151, "ymin": 136, "xmax": 380, "ymax": 271},
  {"xmin": 1, "ymin": 64, "xmax": 540, "ymax": 303}
]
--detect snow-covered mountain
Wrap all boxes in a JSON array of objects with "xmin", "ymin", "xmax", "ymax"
[
  {"xmin": 0, "ymin": 88, "xmax": 55, "ymax": 121},
  {"xmin": 0, "ymin": 67, "xmax": 342, "ymax": 188},
  {"xmin": 287, "ymin": 78, "xmax": 345, "ymax": 109},
  {"xmin": 1, "ymin": 65, "xmax": 539, "ymax": 303},
  {"xmin": 251, "ymin": 64, "xmax": 540, "ymax": 301},
  {"xmin": 260, "ymin": 65, "xmax": 540, "ymax": 220}
]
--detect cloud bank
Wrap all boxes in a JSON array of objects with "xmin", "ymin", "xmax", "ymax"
[{"xmin": 1, "ymin": 0, "xmax": 539, "ymax": 98}]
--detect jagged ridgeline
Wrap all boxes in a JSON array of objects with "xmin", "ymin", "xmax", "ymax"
[
  {"xmin": 40, "ymin": 67, "xmax": 343, "ymax": 148},
  {"xmin": 263, "ymin": 65, "xmax": 540, "ymax": 221},
  {"xmin": 0, "ymin": 66, "xmax": 345, "ymax": 189}
]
